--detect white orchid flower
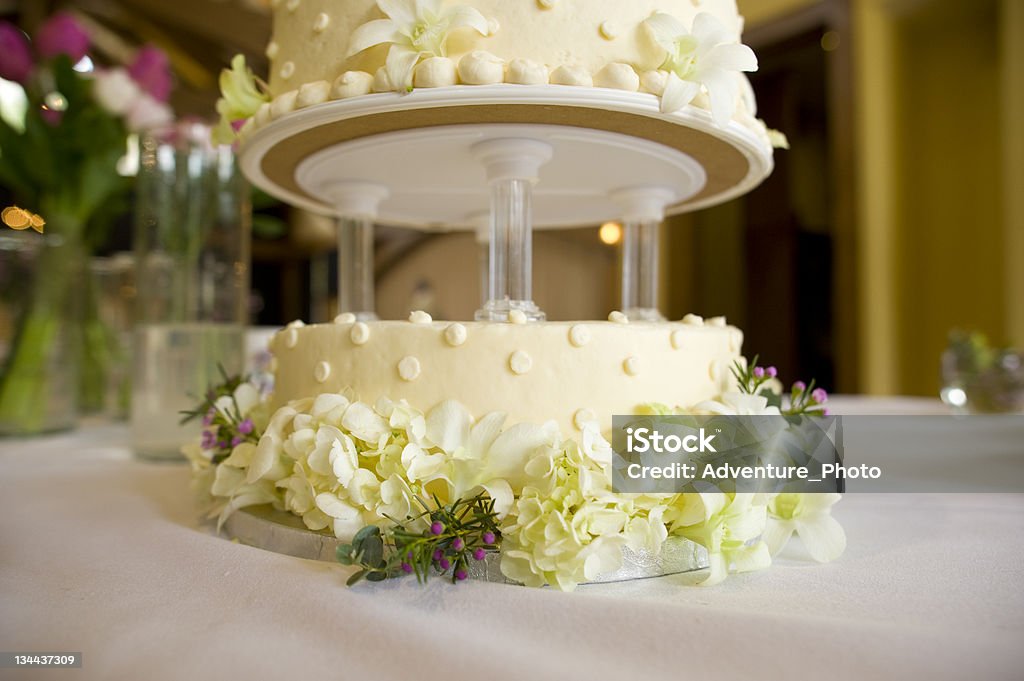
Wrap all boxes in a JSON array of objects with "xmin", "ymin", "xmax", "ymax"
[
  {"xmin": 347, "ymin": 0, "xmax": 489, "ymax": 91},
  {"xmin": 672, "ymin": 492, "xmax": 771, "ymax": 585},
  {"xmin": 765, "ymin": 493, "xmax": 846, "ymax": 562},
  {"xmin": 644, "ymin": 12, "xmax": 758, "ymax": 125},
  {"xmin": 691, "ymin": 391, "xmax": 782, "ymax": 416}
]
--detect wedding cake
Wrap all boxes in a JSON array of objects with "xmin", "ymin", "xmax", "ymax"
[
  {"xmin": 239, "ymin": 0, "xmax": 767, "ymax": 143},
  {"xmin": 189, "ymin": 0, "xmax": 846, "ymax": 593}
]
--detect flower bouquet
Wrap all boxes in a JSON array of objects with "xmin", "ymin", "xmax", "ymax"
[
  {"xmin": 184, "ymin": 358, "xmax": 845, "ymax": 591},
  {"xmin": 0, "ymin": 13, "xmax": 173, "ymax": 433}
]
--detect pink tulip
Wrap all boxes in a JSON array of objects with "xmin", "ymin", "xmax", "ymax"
[
  {"xmin": 35, "ymin": 12, "xmax": 89, "ymax": 62},
  {"xmin": 129, "ymin": 46, "xmax": 172, "ymax": 102},
  {"xmin": 0, "ymin": 23, "xmax": 33, "ymax": 83}
]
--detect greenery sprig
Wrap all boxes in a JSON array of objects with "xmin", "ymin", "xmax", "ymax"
[
  {"xmin": 180, "ymin": 365, "xmax": 259, "ymax": 465},
  {"xmin": 732, "ymin": 356, "xmax": 829, "ymax": 416},
  {"xmin": 337, "ymin": 493, "xmax": 501, "ymax": 587}
]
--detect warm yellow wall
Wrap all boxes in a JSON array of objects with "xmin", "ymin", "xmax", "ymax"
[
  {"xmin": 1004, "ymin": 0, "xmax": 1024, "ymax": 348},
  {"xmin": 738, "ymin": 0, "xmax": 821, "ymax": 27},
  {"xmin": 855, "ymin": 0, "xmax": 1016, "ymax": 395}
]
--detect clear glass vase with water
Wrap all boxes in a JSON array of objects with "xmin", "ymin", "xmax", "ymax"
[{"xmin": 131, "ymin": 123, "xmax": 250, "ymax": 461}]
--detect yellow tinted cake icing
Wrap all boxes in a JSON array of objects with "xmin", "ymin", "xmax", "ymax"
[{"xmin": 269, "ymin": 317, "xmax": 743, "ymax": 433}]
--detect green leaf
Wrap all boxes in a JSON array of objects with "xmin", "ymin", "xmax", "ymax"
[
  {"xmin": 353, "ymin": 525, "xmax": 381, "ymax": 546},
  {"xmin": 361, "ymin": 536, "xmax": 384, "ymax": 568},
  {"xmin": 336, "ymin": 544, "xmax": 354, "ymax": 565},
  {"xmin": 365, "ymin": 571, "xmax": 388, "ymax": 582},
  {"xmin": 346, "ymin": 569, "xmax": 367, "ymax": 587}
]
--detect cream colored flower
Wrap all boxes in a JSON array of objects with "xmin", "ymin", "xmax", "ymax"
[
  {"xmin": 644, "ymin": 12, "xmax": 757, "ymax": 125},
  {"xmin": 765, "ymin": 493, "xmax": 846, "ymax": 562},
  {"xmin": 347, "ymin": 0, "xmax": 489, "ymax": 91},
  {"xmin": 670, "ymin": 492, "xmax": 771, "ymax": 585}
]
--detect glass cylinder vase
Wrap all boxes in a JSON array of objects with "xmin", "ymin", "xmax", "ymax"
[{"xmin": 131, "ymin": 123, "xmax": 250, "ymax": 461}]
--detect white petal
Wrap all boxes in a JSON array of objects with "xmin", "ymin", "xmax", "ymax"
[
  {"xmin": 233, "ymin": 383, "xmax": 261, "ymax": 415},
  {"xmin": 469, "ymin": 412, "xmax": 507, "ymax": 457},
  {"xmin": 348, "ymin": 19, "xmax": 402, "ymax": 56},
  {"xmin": 377, "ymin": 0, "xmax": 416, "ymax": 26},
  {"xmin": 216, "ymin": 488, "xmax": 276, "ymax": 531},
  {"xmin": 794, "ymin": 514, "xmax": 847, "ymax": 563},
  {"xmin": 762, "ymin": 517, "xmax": 796, "ymax": 556},
  {"xmin": 316, "ymin": 492, "xmax": 359, "ymax": 520},
  {"xmin": 415, "ymin": 0, "xmax": 443, "ymax": 20},
  {"xmin": 425, "ymin": 400, "xmax": 471, "ymax": 454},
  {"xmin": 486, "ymin": 423, "xmax": 555, "ymax": 485},
  {"xmin": 730, "ymin": 540, "xmax": 772, "ymax": 573},
  {"xmin": 699, "ymin": 551, "xmax": 729, "ymax": 586},
  {"xmin": 705, "ymin": 43, "xmax": 758, "ymax": 73},
  {"xmin": 330, "ymin": 440, "xmax": 358, "ymax": 487},
  {"xmin": 385, "ymin": 45, "xmax": 421, "ymax": 91},
  {"xmin": 660, "ymin": 72, "xmax": 700, "ymax": 114},
  {"xmin": 801, "ymin": 492, "xmax": 843, "ymax": 512},
  {"xmin": 246, "ymin": 437, "xmax": 277, "ymax": 483},
  {"xmin": 341, "ymin": 402, "xmax": 390, "ymax": 443},
  {"xmin": 645, "ymin": 13, "xmax": 688, "ymax": 50},
  {"xmin": 480, "ymin": 479, "xmax": 514, "ymax": 518},
  {"xmin": 444, "ymin": 6, "xmax": 489, "ymax": 35},
  {"xmin": 691, "ymin": 12, "xmax": 729, "ymax": 49},
  {"xmin": 700, "ymin": 69, "xmax": 738, "ymax": 127}
]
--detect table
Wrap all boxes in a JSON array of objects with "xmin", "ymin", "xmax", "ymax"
[{"xmin": 1, "ymin": 398, "xmax": 1022, "ymax": 681}]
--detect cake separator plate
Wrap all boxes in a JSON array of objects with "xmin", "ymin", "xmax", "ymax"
[
  {"xmin": 222, "ymin": 504, "xmax": 709, "ymax": 585},
  {"xmin": 239, "ymin": 85, "xmax": 773, "ymax": 229}
]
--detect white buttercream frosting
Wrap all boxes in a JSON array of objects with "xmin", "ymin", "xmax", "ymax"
[
  {"xmin": 550, "ymin": 65, "xmax": 593, "ymax": 87},
  {"xmin": 640, "ymin": 70, "xmax": 669, "ymax": 96},
  {"xmin": 682, "ymin": 314, "xmax": 704, "ymax": 327},
  {"xmin": 608, "ymin": 311, "xmax": 629, "ymax": 324},
  {"xmin": 398, "ymin": 356, "xmax": 422, "ymax": 382},
  {"xmin": 458, "ymin": 51, "xmax": 504, "ymax": 85},
  {"xmin": 351, "ymin": 322, "xmax": 370, "ymax": 345},
  {"xmin": 296, "ymin": 80, "xmax": 330, "ymax": 108},
  {"xmin": 414, "ymin": 57, "xmax": 457, "ymax": 88},
  {"xmin": 506, "ymin": 58, "xmax": 549, "ymax": 85},
  {"xmin": 569, "ymin": 324, "xmax": 591, "ymax": 348},
  {"xmin": 331, "ymin": 71, "xmax": 373, "ymax": 99},
  {"xmin": 509, "ymin": 350, "xmax": 533, "ymax": 375},
  {"xmin": 335, "ymin": 313, "xmax": 357, "ymax": 324},
  {"xmin": 594, "ymin": 63, "xmax": 640, "ymax": 91},
  {"xmin": 314, "ymin": 361, "xmax": 331, "ymax": 383},
  {"xmin": 409, "ymin": 310, "xmax": 433, "ymax": 325},
  {"xmin": 509, "ymin": 310, "xmax": 528, "ymax": 325},
  {"xmin": 445, "ymin": 323, "xmax": 468, "ymax": 347},
  {"xmin": 623, "ymin": 357, "xmax": 640, "ymax": 376},
  {"xmin": 269, "ymin": 90, "xmax": 298, "ymax": 119}
]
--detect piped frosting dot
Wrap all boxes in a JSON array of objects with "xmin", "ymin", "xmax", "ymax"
[
  {"xmin": 313, "ymin": 12, "xmax": 330, "ymax": 32},
  {"xmin": 334, "ymin": 312, "xmax": 356, "ymax": 324},
  {"xmin": 608, "ymin": 311, "xmax": 629, "ymax": 324},
  {"xmin": 538, "ymin": 0, "xmax": 556, "ymax": 9},
  {"xmin": 682, "ymin": 314, "xmax": 704, "ymax": 327},
  {"xmin": 286, "ymin": 319, "xmax": 306, "ymax": 329},
  {"xmin": 282, "ymin": 328, "xmax": 299, "ymax": 349},
  {"xmin": 509, "ymin": 351, "xmax": 533, "ymax": 375},
  {"xmin": 409, "ymin": 310, "xmax": 432, "ymax": 324},
  {"xmin": 487, "ymin": 18, "xmax": 501, "ymax": 36},
  {"xmin": 671, "ymin": 330, "xmax": 686, "ymax": 349},
  {"xmin": 314, "ymin": 361, "xmax": 331, "ymax": 383},
  {"xmin": 285, "ymin": 0, "xmax": 300, "ymax": 11},
  {"xmin": 729, "ymin": 329, "xmax": 743, "ymax": 353},
  {"xmin": 279, "ymin": 61, "xmax": 295, "ymax": 80},
  {"xmin": 569, "ymin": 324, "xmax": 591, "ymax": 347},
  {"xmin": 600, "ymin": 21, "xmax": 619, "ymax": 40},
  {"xmin": 708, "ymin": 316, "xmax": 727, "ymax": 327},
  {"xmin": 623, "ymin": 357, "xmax": 640, "ymax": 376},
  {"xmin": 444, "ymin": 323, "xmax": 468, "ymax": 347},
  {"xmin": 351, "ymin": 322, "xmax": 370, "ymax": 345},
  {"xmin": 509, "ymin": 309, "xmax": 528, "ymax": 325},
  {"xmin": 574, "ymin": 408, "xmax": 596, "ymax": 431},
  {"xmin": 398, "ymin": 356, "xmax": 421, "ymax": 382},
  {"xmin": 265, "ymin": 42, "xmax": 279, "ymax": 60}
]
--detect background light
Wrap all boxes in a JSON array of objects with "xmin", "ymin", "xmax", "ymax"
[{"xmin": 599, "ymin": 222, "xmax": 622, "ymax": 245}]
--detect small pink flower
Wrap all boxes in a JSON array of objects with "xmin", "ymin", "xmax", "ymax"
[
  {"xmin": 35, "ymin": 12, "xmax": 90, "ymax": 62},
  {"xmin": 0, "ymin": 23, "xmax": 32, "ymax": 83},
  {"xmin": 129, "ymin": 46, "xmax": 172, "ymax": 102}
]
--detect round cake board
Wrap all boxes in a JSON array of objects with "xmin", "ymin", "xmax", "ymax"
[
  {"xmin": 239, "ymin": 85, "xmax": 773, "ymax": 231},
  {"xmin": 222, "ymin": 505, "xmax": 709, "ymax": 585}
]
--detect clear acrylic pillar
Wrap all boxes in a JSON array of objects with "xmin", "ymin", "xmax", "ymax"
[
  {"xmin": 473, "ymin": 139, "xmax": 553, "ymax": 322},
  {"xmin": 621, "ymin": 219, "xmax": 666, "ymax": 322},
  {"xmin": 319, "ymin": 181, "xmax": 389, "ymax": 322},
  {"xmin": 336, "ymin": 216, "xmax": 377, "ymax": 321},
  {"xmin": 612, "ymin": 187, "xmax": 676, "ymax": 323}
]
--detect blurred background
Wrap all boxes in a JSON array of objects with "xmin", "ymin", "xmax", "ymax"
[{"xmin": 0, "ymin": 0, "xmax": 1021, "ymax": 402}]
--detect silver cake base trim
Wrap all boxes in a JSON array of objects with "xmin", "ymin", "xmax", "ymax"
[{"xmin": 222, "ymin": 505, "xmax": 709, "ymax": 585}]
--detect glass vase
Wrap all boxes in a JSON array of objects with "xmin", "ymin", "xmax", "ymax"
[{"xmin": 130, "ymin": 123, "xmax": 250, "ymax": 461}]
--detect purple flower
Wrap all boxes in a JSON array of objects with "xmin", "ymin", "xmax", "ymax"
[
  {"xmin": 451, "ymin": 537, "xmax": 464, "ymax": 551},
  {"xmin": 217, "ymin": 440, "xmax": 228, "ymax": 449},
  {"xmin": 766, "ymin": 366, "xmax": 778, "ymax": 378},
  {"xmin": 432, "ymin": 549, "xmax": 443, "ymax": 562},
  {"xmin": 200, "ymin": 430, "xmax": 216, "ymax": 449},
  {"xmin": 454, "ymin": 568, "xmax": 468, "ymax": 581},
  {"xmin": 237, "ymin": 418, "xmax": 254, "ymax": 435},
  {"xmin": 811, "ymin": 388, "xmax": 828, "ymax": 404},
  {"xmin": 792, "ymin": 381, "xmax": 807, "ymax": 393},
  {"xmin": 473, "ymin": 548, "xmax": 486, "ymax": 561},
  {"xmin": 753, "ymin": 367, "xmax": 765, "ymax": 379},
  {"xmin": 822, "ymin": 408, "xmax": 831, "ymax": 417},
  {"xmin": 129, "ymin": 46, "xmax": 172, "ymax": 102},
  {"xmin": 202, "ymin": 409, "xmax": 215, "ymax": 427},
  {"xmin": 401, "ymin": 562, "xmax": 413, "ymax": 574},
  {"xmin": 439, "ymin": 558, "xmax": 450, "ymax": 571},
  {"xmin": 482, "ymin": 531, "xmax": 495, "ymax": 546},
  {"xmin": 231, "ymin": 436, "xmax": 244, "ymax": 447},
  {"xmin": 0, "ymin": 23, "xmax": 33, "ymax": 83},
  {"xmin": 430, "ymin": 521, "xmax": 444, "ymax": 535},
  {"xmin": 35, "ymin": 12, "xmax": 89, "ymax": 62}
]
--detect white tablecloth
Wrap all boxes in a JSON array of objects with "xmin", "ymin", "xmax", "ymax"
[{"xmin": 1, "ymin": 398, "xmax": 1023, "ymax": 681}]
